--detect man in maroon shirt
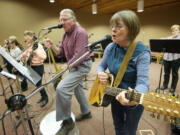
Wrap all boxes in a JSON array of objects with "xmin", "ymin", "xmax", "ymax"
[{"xmin": 45, "ymin": 9, "xmax": 92, "ymax": 135}]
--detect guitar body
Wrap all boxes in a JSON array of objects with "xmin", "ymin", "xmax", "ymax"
[{"xmin": 89, "ymin": 74, "xmax": 114, "ymax": 107}]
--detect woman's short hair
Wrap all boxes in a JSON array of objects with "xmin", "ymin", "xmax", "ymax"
[
  {"xmin": 171, "ymin": 24, "xmax": 180, "ymax": 31},
  {"xmin": 110, "ymin": 10, "xmax": 140, "ymax": 41},
  {"xmin": 60, "ymin": 8, "xmax": 76, "ymax": 20},
  {"xmin": 24, "ymin": 30, "xmax": 37, "ymax": 41}
]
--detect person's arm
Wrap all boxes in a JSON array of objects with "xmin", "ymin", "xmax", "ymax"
[
  {"xmin": 97, "ymin": 44, "xmax": 112, "ymax": 84},
  {"xmin": 135, "ymin": 51, "xmax": 151, "ymax": 93},
  {"xmin": 116, "ymin": 51, "xmax": 151, "ymax": 106},
  {"xmin": 44, "ymin": 39, "xmax": 61, "ymax": 56}
]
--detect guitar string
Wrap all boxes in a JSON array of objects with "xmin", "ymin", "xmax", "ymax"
[
  {"xmin": 107, "ymin": 88, "xmax": 179, "ymax": 106},
  {"xmin": 105, "ymin": 89, "xmax": 180, "ymax": 115}
]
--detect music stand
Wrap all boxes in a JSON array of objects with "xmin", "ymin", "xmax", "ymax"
[
  {"xmin": 149, "ymin": 39, "xmax": 180, "ymax": 93},
  {"xmin": 150, "ymin": 39, "xmax": 180, "ymax": 53},
  {"xmin": 0, "ymin": 46, "xmax": 41, "ymax": 85},
  {"xmin": 0, "ymin": 46, "xmax": 40, "ymax": 135}
]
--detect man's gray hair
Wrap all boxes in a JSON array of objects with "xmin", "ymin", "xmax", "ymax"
[{"xmin": 60, "ymin": 9, "xmax": 76, "ymax": 20}]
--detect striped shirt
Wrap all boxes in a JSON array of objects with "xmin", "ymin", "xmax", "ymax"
[{"xmin": 163, "ymin": 34, "xmax": 180, "ymax": 61}]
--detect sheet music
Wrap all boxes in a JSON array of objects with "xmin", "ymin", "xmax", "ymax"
[
  {"xmin": 0, "ymin": 46, "xmax": 41, "ymax": 85},
  {"xmin": 0, "ymin": 71, "xmax": 16, "ymax": 80}
]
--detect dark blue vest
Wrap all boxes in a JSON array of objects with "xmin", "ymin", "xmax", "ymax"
[{"xmin": 107, "ymin": 41, "xmax": 149, "ymax": 89}]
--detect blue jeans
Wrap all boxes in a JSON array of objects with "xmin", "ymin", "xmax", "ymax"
[{"xmin": 111, "ymin": 99, "xmax": 144, "ymax": 135}]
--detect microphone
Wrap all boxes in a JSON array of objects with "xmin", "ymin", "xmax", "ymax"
[
  {"xmin": 86, "ymin": 35, "xmax": 112, "ymax": 48},
  {"xmin": 42, "ymin": 24, "xmax": 63, "ymax": 30}
]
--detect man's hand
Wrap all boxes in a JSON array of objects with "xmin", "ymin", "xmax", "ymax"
[{"xmin": 44, "ymin": 39, "xmax": 53, "ymax": 48}]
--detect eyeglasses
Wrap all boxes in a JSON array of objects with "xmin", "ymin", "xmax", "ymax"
[
  {"xmin": 59, "ymin": 17, "xmax": 72, "ymax": 22},
  {"xmin": 111, "ymin": 25, "xmax": 122, "ymax": 29}
]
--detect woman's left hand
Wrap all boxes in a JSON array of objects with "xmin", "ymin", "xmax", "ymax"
[{"xmin": 116, "ymin": 90, "xmax": 136, "ymax": 106}]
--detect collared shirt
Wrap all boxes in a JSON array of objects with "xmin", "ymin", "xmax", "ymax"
[
  {"xmin": 97, "ymin": 42, "xmax": 150, "ymax": 94},
  {"xmin": 58, "ymin": 24, "xmax": 92, "ymax": 68},
  {"xmin": 163, "ymin": 35, "xmax": 180, "ymax": 61}
]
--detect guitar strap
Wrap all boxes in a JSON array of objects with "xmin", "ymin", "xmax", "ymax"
[{"xmin": 113, "ymin": 41, "xmax": 137, "ymax": 88}]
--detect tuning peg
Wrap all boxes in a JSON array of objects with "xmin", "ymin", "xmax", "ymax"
[
  {"xmin": 173, "ymin": 110, "xmax": 179, "ymax": 117},
  {"xmin": 155, "ymin": 94, "xmax": 160, "ymax": 98},
  {"xmin": 167, "ymin": 98, "xmax": 173, "ymax": 103},
  {"xmin": 159, "ymin": 107, "xmax": 164, "ymax": 113},
  {"xmin": 175, "ymin": 100, "xmax": 180, "ymax": 105},
  {"xmin": 161, "ymin": 96, "xmax": 166, "ymax": 100},
  {"xmin": 166, "ymin": 109, "xmax": 171, "ymax": 114},
  {"xmin": 152, "ymin": 106, "xmax": 158, "ymax": 113}
]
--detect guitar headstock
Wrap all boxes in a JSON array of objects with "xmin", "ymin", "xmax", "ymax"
[{"xmin": 143, "ymin": 92, "xmax": 180, "ymax": 120}]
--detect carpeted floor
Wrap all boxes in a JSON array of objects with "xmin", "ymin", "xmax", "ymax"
[{"xmin": 0, "ymin": 58, "xmax": 180, "ymax": 135}]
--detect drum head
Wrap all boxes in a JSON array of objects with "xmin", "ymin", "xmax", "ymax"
[{"xmin": 40, "ymin": 110, "xmax": 75, "ymax": 135}]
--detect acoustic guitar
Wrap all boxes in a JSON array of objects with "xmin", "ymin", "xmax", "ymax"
[{"xmin": 89, "ymin": 75, "xmax": 180, "ymax": 119}]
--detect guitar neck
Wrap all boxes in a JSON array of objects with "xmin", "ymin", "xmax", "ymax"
[{"xmin": 104, "ymin": 86, "xmax": 143, "ymax": 104}]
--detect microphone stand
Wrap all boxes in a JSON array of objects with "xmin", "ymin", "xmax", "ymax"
[{"xmin": 155, "ymin": 48, "xmax": 166, "ymax": 93}]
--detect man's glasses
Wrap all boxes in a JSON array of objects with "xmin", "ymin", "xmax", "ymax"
[{"xmin": 59, "ymin": 17, "xmax": 72, "ymax": 22}]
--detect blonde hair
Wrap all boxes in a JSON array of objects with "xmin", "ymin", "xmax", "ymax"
[
  {"xmin": 110, "ymin": 10, "xmax": 140, "ymax": 41},
  {"xmin": 171, "ymin": 24, "xmax": 180, "ymax": 31},
  {"xmin": 24, "ymin": 30, "xmax": 37, "ymax": 41}
]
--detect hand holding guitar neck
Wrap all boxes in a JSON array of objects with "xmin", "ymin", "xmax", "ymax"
[{"xmin": 25, "ymin": 42, "xmax": 39, "ymax": 66}]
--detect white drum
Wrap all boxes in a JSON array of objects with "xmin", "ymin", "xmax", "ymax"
[{"xmin": 40, "ymin": 110, "xmax": 79, "ymax": 135}]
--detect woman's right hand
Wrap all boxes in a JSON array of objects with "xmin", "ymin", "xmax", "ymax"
[
  {"xmin": 44, "ymin": 39, "xmax": 53, "ymax": 48},
  {"xmin": 97, "ymin": 72, "xmax": 108, "ymax": 84}
]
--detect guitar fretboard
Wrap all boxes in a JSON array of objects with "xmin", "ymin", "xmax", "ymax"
[{"xmin": 104, "ymin": 86, "xmax": 142, "ymax": 103}]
